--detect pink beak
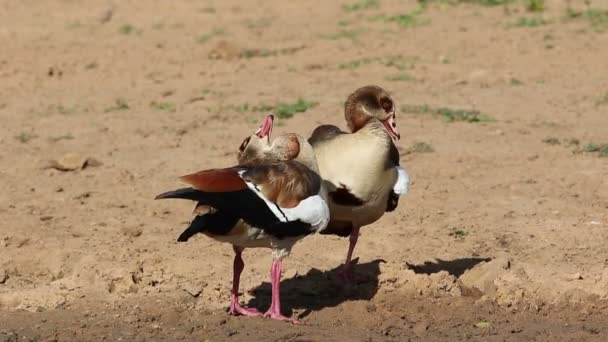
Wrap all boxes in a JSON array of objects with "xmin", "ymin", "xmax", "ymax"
[
  {"xmin": 382, "ymin": 114, "xmax": 400, "ymax": 140},
  {"xmin": 255, "ymin": 114, "xmax": 274, "ymax": 138}
]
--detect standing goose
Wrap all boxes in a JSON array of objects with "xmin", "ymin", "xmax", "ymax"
[
  {"xmin": 156, "ymin": 115, "xmax": 329, "ymax": 323},
  {"xmin": 309, "ymin": 85, "xmax": 409, "ymax": 281}
]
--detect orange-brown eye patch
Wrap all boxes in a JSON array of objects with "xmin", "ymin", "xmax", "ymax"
[{"xmin": 380, "ymin": 96, "xmax": 393, "ymax": 113}]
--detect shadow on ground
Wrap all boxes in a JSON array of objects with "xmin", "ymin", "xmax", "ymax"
[
  {"xmin": 406, "ymin": 257, "xmax": 492, "ymax": 278},
  {"xmin": 246, "ymin": 258, "xmax": 384, "ymax": 319}
]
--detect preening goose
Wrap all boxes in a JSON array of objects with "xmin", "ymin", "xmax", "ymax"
[
  {"xmin": 309, "ymin": 85, "xmax": 409, "ymax": 281},
  {"xmin": 156, "ymin": 115, "xmax": 329, "ymax": 323}
]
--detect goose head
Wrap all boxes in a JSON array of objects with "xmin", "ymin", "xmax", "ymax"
[{"xmin": 344, "ymin": 85, "xmax": 400, "ymax": 140}]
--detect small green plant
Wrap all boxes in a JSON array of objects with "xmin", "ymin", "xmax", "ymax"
[
  {"xmin": 15, "ymin": 132, "xmax": 36, "ymax": 143},
  {"xmin": 407, "ymin": 142, "xmax": 434, "ymax": 154},
  {"xmin": 239, "ymin": 48, "xmax": 274, "ymax": 58},
  {"xmin": 566, "ymin": 7, "xmax": 608, "ymax": 32},
  {"xmin": 195, "ymin": 29, "xmax": 224, "ymax": 43},
  {"xmin": 385, "ymin": 73, "xmax": 415, "ymax": 82},
  {"xmin": 381, "ymin": 55, "xmax": 417, "ymax": 70},
  {"xmin": 526, "ymin": 0, "xmax": 544, "ymax": 12},
  {"xmin": 104, "ymin": 98, "xmax": 129, "ymax": 112},
  {"xmin": 322, "ymin": 29, "xmax": 363, "ymax": 41},
  {"xmin": 596, "ymin": 92, "xmax": 608, "ymax": 106},
  {"xmin": 400, "ymin": 104, "xmax": 495, "ymax": 122},
  {"xmin": 510, "ymin": 78, "xmax": 524, "ymax": 86},
  {"xmin": 214, "ymin": 100, "xmax": 316, "ymax": 118},
  {"xmin": 512, "ymin": 17, "xmax": 548, "ymax": 27},
  {"xmin": 343, "ymin": 0, "xmax": 380, "ymax": 12},
  {"xmin": 542, "ymin": 137, "xmax": 560, "ymax": 145},
  {"xmin": 477, "ymin": 0, "xmax": 513, "ymax": 5},
  {"xmin": 119, "ymin": 24, "xmax": 135, "ymax": 35},
  {"xmin": 339, "ymin": 57, "xmax": 373, "ymax": 69},
  {"xmin": 244, "ymin": 17, "xmax": 273, "ymax": 30},
  {"xmin": 449, "ymin": 227, "xmax": 468, "ymax": 239},
  {"xmin": 150, "ymin": 101, "xmax": 176, "ymax": 111},
  {"xmin": 275, "ymin": 98, "xmax": 318, "ymax": 118},
  {"xmin": 49, "ymin": 134, "xmax": 74, "ymax": 142},
  {"xmin": 582, "ymin": 142, "xmax": 608, "ymax": 157},
  {"xmin": 383, "ymin": 6, "xmax": 429, "ymax": 28}
]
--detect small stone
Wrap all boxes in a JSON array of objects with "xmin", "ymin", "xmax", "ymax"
[
  {"xmin": 568, "ymin": 273, "xmax": 583, "ymax": 280},
  {"xmin": 0, "ymin": 269, "xmax": 8, "ymax": 284},
  {"xmin": 413, "ymin": 321, "xmax": 429, "ymax": 336},
  {"xmin": 40, "ymin": 215, "xmax": 53, "ymax": 222},
  {"xmin": 182, "ymin": 282, "xmax": 206, "ymax": 297},
  {"xmin": 47, "ymin": 154, "xmax": 102, "ymax": 171},
  {"xmin": 475, "ymin": 321, "xmax": 491, "ymax": 328},
  {"xmin": 121, "ymin": 226, "xmax": 143, "ymax": 238}
]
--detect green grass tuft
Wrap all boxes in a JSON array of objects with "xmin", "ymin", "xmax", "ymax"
[
  {"xmin": 15, "ymin": 132, "xmax": 36, "ymax": 143},
  {"xmin": 582, "ymin": 143, "xmax": 608, "ymax": 157},
  {"xmin": 195, "ymin": 29, "xmax": 224, "ymax": 43},
  {"xmin": 383, "ymin": 6, "xmax": 429, "ymax": 28},
  {"xmin": 322, "ymin": 29, "xmax": 363, "ymax": 41},
  {"xmin": 566, "ymin": 7, "xmax": 608, "ymax": 32},
  {"xmin": 385, "ymin": 73, "xmax": 416, "ymax": 82},
  {"xmin": 512, "ymin": 17, "xmax": 548, "ymax": 27},
  {"xmin": 150, "ymin": 101, "xmax": 176, "ymax": 112},
  {"xmin": 104, "ymin": 98, "xmax": 129, "ymax": 113},
  {"xmin": 339, "ymin": 57, "xmax": 373, "ymax": 69},
  {"xmin": 275, "ymin": 98, "xmax": 318, "ymax": 118},
  {"xmin": 119, "ymin": 24, "xmax": 135, "ymax": 35},
  {"xmin": 401, "ymin": 104, "xmax": 495, "ymax": 122},
  {"xmin": 343, "ymin": 0, "xmax": 380, "ymax": 12},
  {"xmin": 542, "ymin": 137, "xmax": 560, "ymax": 145},
  {"xmin": 49, "ymin": 134, "xmax": 74, "ymax": 142},
  {"xmin": 449, "ymin": 227, "xmax": 468, "ymax": 239},
  {"xmin": 526, "ymin": 0, "xmax": 544, "ymax": 12}
]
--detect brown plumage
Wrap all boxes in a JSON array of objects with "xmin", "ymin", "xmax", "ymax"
[
  {"xmin": 156, "ymin": 115, "xmax": 329, "ymax": 323},
  {"xmin": 309, "ymin": 85, "xmax": 408, "ymax": 282}
]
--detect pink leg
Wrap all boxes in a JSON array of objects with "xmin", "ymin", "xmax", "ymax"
[
  {"xmin": 229, "ymin": 248, "xmax": 262, "ymax": 317},
  {"xmin": 263, "ymin": 260, "xmax": 300, "ymax": 324},
  {"xmin": 338, "ymin": 226, "xmax": 360, "ymax": 283}
]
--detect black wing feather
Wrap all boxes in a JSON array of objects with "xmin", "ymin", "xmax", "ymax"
[{"xmin": 156, "ymin": 187, "xmax": 314, "ymax": 238}]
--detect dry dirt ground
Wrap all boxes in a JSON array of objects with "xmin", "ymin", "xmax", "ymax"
[{"xmin": 1, "ymin": 0, "xmax": 608, "ymax": 340}]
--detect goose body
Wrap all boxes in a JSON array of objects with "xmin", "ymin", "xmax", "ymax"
[
  {"xmin": 309, "ymin": 85, "xmax": 409, "ymax": 280},
  {"xmin": 156, "ymin": 115, "xmax": 328, "ymax": 323}
]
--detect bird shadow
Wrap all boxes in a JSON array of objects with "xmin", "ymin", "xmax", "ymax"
[
  {"xmin": 405, "ymin": 257, "xmax": 492, "ymax": 278},
  {"xmin": 245, "ymin": 258, "xmax": 384, "ymax": 319}
]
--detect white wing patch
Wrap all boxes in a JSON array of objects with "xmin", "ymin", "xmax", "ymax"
[
  {"xmin": 239, "ymin": 172, "xmax": 330, "ymax": 233},
  {"xmin": 393, "ymin": 166, "xmax": 409, "ymax": 195}
]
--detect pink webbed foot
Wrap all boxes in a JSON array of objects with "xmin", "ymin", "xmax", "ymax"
[
  {"xmin": 229, "ymin": 293, "xmax": 262, "ymax": 317},
  {"xmin": 263, "ymin": 309, "xmax": 301, "ymax": 324},
  {"xmin": 230, "ymin": 303, "xmax": 263, "ymax": 317}
]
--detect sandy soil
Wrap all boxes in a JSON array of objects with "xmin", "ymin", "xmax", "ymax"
[{"xmin": 1, "ymin": 0, "xmax": 608, "ymax": 340}]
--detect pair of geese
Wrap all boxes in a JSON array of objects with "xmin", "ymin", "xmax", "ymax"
[{"xmin": 156, "ymin": 85, "xmax": 409, "ymax": 323}]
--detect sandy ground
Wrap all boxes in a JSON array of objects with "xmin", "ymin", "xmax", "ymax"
[{"xmin": 1, "ymin": 0, "xmax": 608, "ymax": 340}]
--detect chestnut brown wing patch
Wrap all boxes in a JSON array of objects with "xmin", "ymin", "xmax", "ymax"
[
  {"xmin": 179, "ymin": 167, "xmax": 247, "ymax": 192},
  {"xmin": 241, "ymin": 161, "xmax": 321, "ymax": 208}
]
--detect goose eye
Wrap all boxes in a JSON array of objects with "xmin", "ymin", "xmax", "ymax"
[
  {"xmin": 239, "ymin": 136, "xmax": 251, "ymax": 152},
  {"xmin": 380, "ymin": 97, "xmax": 393, "ymax": 112}
]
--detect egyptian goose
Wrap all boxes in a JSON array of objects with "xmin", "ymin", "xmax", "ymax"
[
  {"xmin": 309, "ymin": 85, "xmax": 409, "ymax": 281},
  {"xmin": 156, "ymin": 115, "xmax": 329, "ymax": 323}
]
